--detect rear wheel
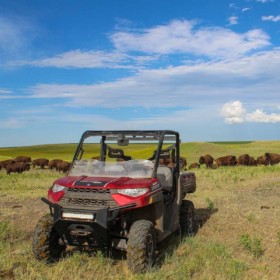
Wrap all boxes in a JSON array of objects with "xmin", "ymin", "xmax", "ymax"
[
  {"xmin": 180, "ymin": 200, "xmax": 195, "ymax": 236},
  {"xmin": 127, "ymin": 220, "xmax": 156, "ymax": 274},
  {"xmin": 32, "ymin": 214, "xmax": 65, "ymax": 263}
]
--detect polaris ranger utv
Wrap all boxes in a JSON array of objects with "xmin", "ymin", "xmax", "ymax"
[{"xmin": 32, "ymin": 130, "xmax": 196, "ymax": 273}]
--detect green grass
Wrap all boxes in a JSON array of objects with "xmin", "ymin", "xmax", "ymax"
[
  {"xmin": 0, "ymin": 143, "xmax": 77, "ymax": 161},
  {"xmin": 1, "ymin": 140, "xmax": 279, "ymax": 165},
  {"xmin": 180, "ymin": 140, "xmax": 280, "ymax": 164},
  {"xmin": 0, "ymin": 141, "xmax": 279, "ymax": 279},
  {"xmin": 239, "ymin": 234, "xmax": 264, "ymax": 259}
]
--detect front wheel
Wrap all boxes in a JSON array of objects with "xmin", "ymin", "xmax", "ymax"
[
  {"xmin": 180, "ymin": 200, "xmax": 195, "ymax": 236},
  {"xmin": 127, "ymin": 220, "xmax": 156, "ymax": 274},
  {"xmin": 32, "ymin": 214, "xmax": 65, "ymax": 263}
]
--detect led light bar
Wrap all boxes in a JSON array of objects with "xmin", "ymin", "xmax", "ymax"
[{"xmin": 62, "ymin": 212, "xmax": 94, "ymax": 220}]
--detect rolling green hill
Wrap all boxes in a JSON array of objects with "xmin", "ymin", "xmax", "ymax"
[{"xmin": 0, "ymin": 141, "xmax": 279, "ymax": 164}]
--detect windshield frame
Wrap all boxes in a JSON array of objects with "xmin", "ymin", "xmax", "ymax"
[{"xmin": 69, "ymin": 130, "xmax": 180, "ymax": 179}]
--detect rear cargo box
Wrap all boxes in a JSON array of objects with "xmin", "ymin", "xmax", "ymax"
[{"xmin": 180, "ymin": 171, "xmax": 196, "ymax": 193}]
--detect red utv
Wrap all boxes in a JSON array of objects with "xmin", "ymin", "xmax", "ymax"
[{"xmin": 32, "ymin": 130, "xmax": 196, "ymax": 273}]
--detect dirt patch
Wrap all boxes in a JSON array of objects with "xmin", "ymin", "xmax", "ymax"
[{"xmin": 0, "ymin": 195, "xmax": 48, "ymax": 235}]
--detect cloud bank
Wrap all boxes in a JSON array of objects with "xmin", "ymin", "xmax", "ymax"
[
  {"xmin": 221, "ymin": 101, "xmax": 280, "ymax": 123},
  {"xmin": 7, "ymin": 19, "xmax": 271, "ymax": 69}
]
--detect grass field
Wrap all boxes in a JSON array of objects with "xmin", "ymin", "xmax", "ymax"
[
  {"xmin": 0, "ymin": 140, "xmax": 279, "ymax": 164},
  {"xmin": 0, "ymin": 141, "xmax": 280, "ymax": 279}
]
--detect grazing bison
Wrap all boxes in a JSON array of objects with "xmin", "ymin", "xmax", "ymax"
[
  {"xmin": 14, "ymin": 156, "xmax": 31, "ymax": 163},
  {"xmin": 265, "ymin": 153, "xmax": 280, "ymax": 165},
  {"xmin": 6, "ymin": 162, "xmax": 30, "ymax": 175},
  {"xmin": 199, "ymin": 154, "xmax": 214, "ymax": 168},
  {"xmin": 248, "ymin": 156, "xmax": 257, "ymax": 166},
  {"xmin": 0, "ymin": 159, "xmax": 15, "ymax": 170},
  {"xmin": 238, "ymin": 154, "xmax": 250, "ymax": 166},
  {"xmin": 32, "ymin": 158, "xmax": 49, "ymax": 169},
  {"xmin": 189, "ymin": 163, "xmax": 200, "ymax": 169},
  {"xmin": 57, "ymin": 161, "xmax": 71, "ymax": 173},
  {"xmin": 257, "ymin": 155, "xmax": 268, "ymax": 165},
  {"xmin": 48, "ymin": 159, "xmax": 63, "ymax": 170},
  {"xmin": 215, "ymin": 155, "xmax": 237, "ymax": 166}
]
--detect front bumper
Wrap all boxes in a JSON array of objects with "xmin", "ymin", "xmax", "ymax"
[{"xmin": 42, "ymin": 197, "xmax": 135, "ymax": 247}]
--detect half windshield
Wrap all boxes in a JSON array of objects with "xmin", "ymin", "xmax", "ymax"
[
  {"xmin": 69, "ymin": 159, "xmax": 154, "ymax": 178},
  {"xmin": 68, "ymin": 131, "xmax": 178, "ymax": 179}
]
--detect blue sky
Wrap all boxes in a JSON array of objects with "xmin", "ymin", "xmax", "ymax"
[{"xmin": 0, "ymin": 0, "xmax": 280, "ymax": 147}]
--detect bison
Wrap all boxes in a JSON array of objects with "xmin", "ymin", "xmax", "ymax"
[
  {"xmin": 257, "ymin": 155, "xmax": 268, "ymax": 165},
  {"xmin": 32, "ymin": 158, "xmax": 49, "ymax": 169},
  {"xmin": 14, "ymin": 156, "xmax": 31, "ymax": 163},
  {"xmin": 265, "ymin": 153, "xmax": 280, "ymax": 165},
  {"xmin": 6, "ymin": 162, "xmax": 30, "ymax": 175},
  {"xmin": 48, "ymin": 159, "xmax": 63, "ymax": 170},
  {"xmin": 57, "ymin": 161, "xmax": 71, "ymax": 173},
  {"xmin": 238, "ymin": 154, "xmax": 250, "ymax": 166},
  {"xmin": 0, "ymin": 159, "xmax": 15, "ymax": 170},
  {"xmin": 199, "ymin": 154, "xmax": 214, "ymax": 168},
  {"xmin": 248, "ymin": 156, "xmax": 257, "ymax": 166},
  {"xmin": 215, "ymin": 155, "xmax": 237, "ymax": 166},
  {"xmin": 189, "ymin": 163, "xmax": 200, "ymax": 169}
]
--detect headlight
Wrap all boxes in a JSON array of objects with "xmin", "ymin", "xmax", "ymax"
[
  {"xmin": 116, "ymin": 188, "xmax": 148, "ymax": 197},
  {"xmin": 52, "ymin": 184, "xmax": 66, "ymax": 193}
]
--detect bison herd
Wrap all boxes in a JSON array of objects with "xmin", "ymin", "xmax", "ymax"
[
  {"xmin": 0, "ymin": 156, "xmax": 71, "ymax": 175},
  {"xmin": 188, "ymin": 152, "xmax": 280, "ymax": 169},
  {"xmin": 0, "ymin": 152, "xmax": 279, "ymax": 175}
]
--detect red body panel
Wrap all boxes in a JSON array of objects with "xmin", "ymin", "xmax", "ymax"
[{"xmin": 48, "ymin": 175, "xmax": 160, "ymax": 208}]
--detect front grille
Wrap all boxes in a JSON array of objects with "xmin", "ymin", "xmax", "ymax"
[
  {"xmin": 59, "ymin": 187, "xmax": 118, "ymax": 210},
  {"xmin": 67, "ymin": 188, "xmax": 110, "ymax": 194}
]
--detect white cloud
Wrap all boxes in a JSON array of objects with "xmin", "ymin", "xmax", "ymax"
[
  {"xmin": 246, "ymin": 109, "xmax": 280, "ymax": 123},
  {"xmin": 0, "ymin": 15, "xmax": 35, "ymax": 61},
  {"xmin": 228, "ymin": 16, "xmax": 239, "ymax": 25},
  {"xmin": 221, "ymin": 101, "xmax": 280, "ymax": 124},
  {"xmin": 10, "ymin": 49, "xmax": 159, "ymax": 69},
  {"xmin": 221, "ymin": 101, "xmax": 246, "ymax": 124},
  {"xmin": 110, "ymin": 20, "xmax": 270, "ymax": 59},
  {"xmin": 229, "ymin": 3, "xmax": 239, "ymax": 10},
  {"xmin": 0, "ymin": 89, "xmax": 12, "ymax": 94},
  {"xmin": 4, "ymin": 19, "xmax": 271, "ymax": 68},
  {"xmin": 262, "ymin": 15, "xmax": 280, "ymax": 22},
  {"xmin": 242, "ymin": 8, "xmax": 251, "ymax": 12},
  {"xmin": 17, "ymin": 50, "xmax": 130, "ymax": 69},
  {"xmin": 27, "ymin": 48, "xmax": 280, "ymax": 110}
]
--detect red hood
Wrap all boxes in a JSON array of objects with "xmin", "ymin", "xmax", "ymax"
[{"xmin": 54, "ymin": 175, "xmax": 156, "ymax": 189}]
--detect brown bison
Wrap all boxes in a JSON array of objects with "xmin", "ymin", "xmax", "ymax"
[
  {"xmin": 257, "ymin": 155, "xmax": 268, "ymax": 165},
  {"xmin": 238, "ymin": 154, "xmax": 250, "ymax": 166},
  {"xmin": 199, "ymin": 154, "xmax": 214, "ymax": 168},
  {"xmin": 215, "ymin": 155, "xmax": 237, "ymax": 166},
  {"xmin": 159, "ymin": 156, "xmax": 187, "ymax": 171},
  {"xmin": 248, "ymin": 156, "xmax": 257, "ymax": 166},
  {"xmin": 265, "ymin": 153, "xmax": 280, "ymax": 165},
  {"xmin": 57, "ymin": 161, "xmax": 71, "ymax": 173},
  {"xmin": 14, "ymin": 156, "xmax": 31, "ymax": 163},
  {"xmin": 48, "ymin": 159, "xmax": 63, "ymax": 170},
  {"xmin": 0, "ymin": 159, "xmax": 15, "ymax": 170},
  {"xmin": 189, "ymin": 163, "xmax": 200, "ymax": 169},
  {"xmin": 32, "ymin": 158, "xmax": 49, "ymax": 169},
  {"xmin": 6, "ymin": 162, "xmax": 30, "ymax": 175}
]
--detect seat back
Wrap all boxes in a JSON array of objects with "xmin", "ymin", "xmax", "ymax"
[{"xmin": 157, "ymin": 166, "xmax": 173, "ymax": 192}]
